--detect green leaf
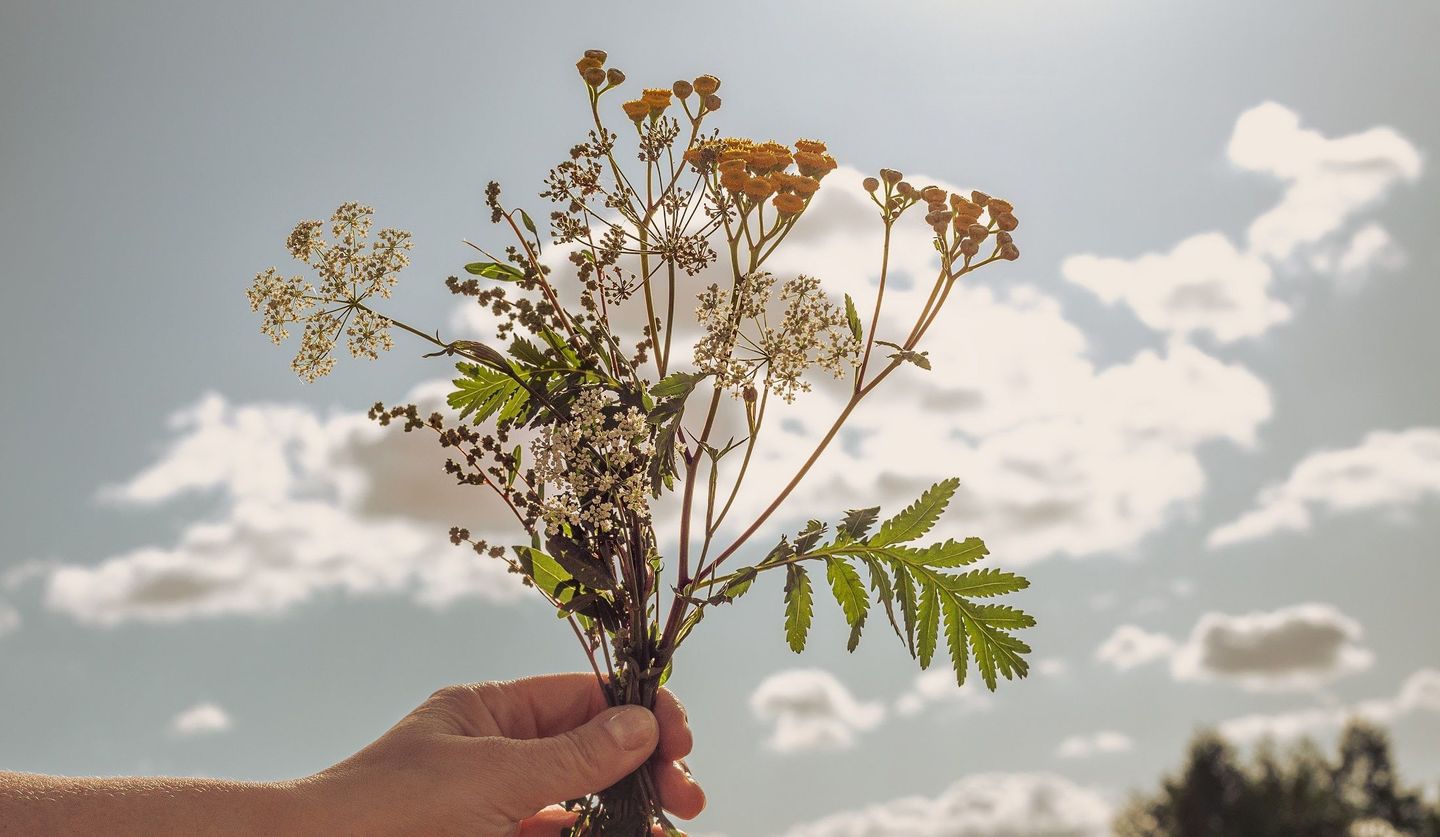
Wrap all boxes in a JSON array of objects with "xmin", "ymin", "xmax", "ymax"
[
  {"xmin": 650, "ymin": 371, "xmax": 709, "ymax": 400},
  {"xmin": 545, "ymin": 533, "xmax": 616, "ymax": 591},
  {"xmin": 519, "ymin": 208, "xmax": 539, "ymax": 236},
  {"xmin": 941, "ymin": 596, "xmax": 969, "ymax": 687},
  {"xmin": 514, "ymin": 546, "xmax": 573, "ymax": 604},
  {"xmin": 825, "ymin": 558, "xmax": 869, "ymax": 630},
  {"xmin": 794, "ymin": 520, "xmax": 827, "ymax": 554},
  {"xmin": 912, "ymin": 536, "xmax": 988, "ymax": 568},
  {"xmin": 509, "ymin": 336, "xmax": 548, "ymax": 369},
  {"xmin": 506, "ymin": 444, "xmax": 522, "ymax": 490},
  {"xmin": 837, "ymin": 506, "xmax": 881, "ymax": 542},
  {"xmin": 784, "ymin": 564, "xmax": 813, "ymax": 653},
  {"xmin": 917, "ymin": 582, "xmax": 939, "ymax": 668},
  {"xmin": 971, "ymin": 603, "xmax": 1037, "ymax": 629},
  {"xmin": 871, "ymin": 478, "xmax": 961, "ymax": 547},
  {"xmin": 844, "ymin": 293, "xmax": 863, "ymax": 341},
  {"xmin": 893, "ymin": 563, "xmax": 919, "ymax": 656},
  {"xmin": 718, "ymin": 567, "xmax": 757, "ymax": 603},
  {"xmin": 448, "ymin": 362, "xmax": 528, "ymax": 425},
  {"xmin": 464, "ymin": 261, "xmax": 526, "ymax": 281},
  {"xmin": 943, "ymin": 567, "xmax": 1029, "ymax": 598}
]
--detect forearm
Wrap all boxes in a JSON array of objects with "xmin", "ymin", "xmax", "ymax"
[{"xmin": 0, "ymin": 771, "xmax": 325, "ymax": 836}]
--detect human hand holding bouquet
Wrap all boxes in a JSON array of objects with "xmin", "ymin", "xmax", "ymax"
[{"xmin": 247, "ymin": 50, "xmax": 1033, "ymax": 836}]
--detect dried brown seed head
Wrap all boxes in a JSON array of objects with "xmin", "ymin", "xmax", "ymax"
[
  {"xmin": 673, "ymin": 79, "xmax": 693, "ymax": 98},
  {"xmin": 693, "ymin": 74, "xmax": 721, "ymax": 95},
  {"xmin": 863, "ymin": 176, "xmax": 880, "ymax": 192}
]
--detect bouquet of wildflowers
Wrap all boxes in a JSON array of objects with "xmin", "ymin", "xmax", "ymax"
[{"xmin": 248, "ymin": 49, "xmax": 1033, "ymax": 835}]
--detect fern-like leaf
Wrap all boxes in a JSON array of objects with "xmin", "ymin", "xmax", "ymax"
[
  {"xmin": 870, "ymin": 478, "xmax": 960, "ymax": 546},
  {"xmin": 784, "ymin": 564, "xmax": 813, "ymax": 653}
]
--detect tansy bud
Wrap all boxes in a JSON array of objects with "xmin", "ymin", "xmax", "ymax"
[
  {"xmin": 621, "ymin": 100, "xmax": 650, "ymax": 122},
  {"xmin": 584, "ymin": 49, "xmax": 608, "ymax": 62},
  {"xmin": 577, "ymin": 57, "xmax": 602, "ymax": 76},
  {"xmin": 863, "ymin": 177, "xmax": 880, "ymax": 192},
  {"xmin": 994, "ymin": 212, "xmax": 1018, "ymax": 231},
  {"xmin": 703, "ymin": 93, "xmax": 722, "ymax": 111},
  {"xmin": 879, "ymin": 168, "xmax": 903, "ymax": 185},
  {"xmin": 924, "ymin": 209, "xmax": 953, "ymax": 226},
  {"xmin": 607, "ymin": 68, "xmax": 626, "ymax": 86},
  {"xmin": 987, "ymin": 198, "xmax": 1013, "ymax": 214},
  {"xmin": 1000, "ymin": 243, "xmax": 1020, "ymax": 260},
  {"xmin": 583, "ymin": 67, "xmax": 607, "ymax": 87},
  {"xmin": 673, "ymin": 79, "xmax": 693, "ymax": 98},
  {"xmin": 996, "ymin": 231, "xmax": 1013, "ymax": 245},
  {"xmin": 773, "ymin": 193, "xmax": 806, "ymax": 215},
  {"xmin": 967, "ymin": 223, "xmax": 989, "ymax": 240},
  {"xmin": 971, "ymin": 190, "xmax": 991, "ymax": 207},
  {"xmin": 920, "ymin": 186, "xmax": 945, "ymax": 203},
  {"xmin": 693, "ymin": 74, "xmax": 721, "ymax": 95},
  {"xmin": 960, "ymin": 238, "xmax": 980, "ymax": 257},
  {"xmin": 896, "ymin": 181, "xmax": 916, "ymax": 197}
]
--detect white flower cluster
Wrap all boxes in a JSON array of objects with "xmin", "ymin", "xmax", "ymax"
[
  {"xmin": 530, "ymin": 388, "xmax": 655, "ymax": 533},
  {"xmin": 693, "ymin": 271, "xmax": 859, "ymax": 402},
  {"xmin": 247, "ymin": 203, "xmax": 413, "ymax": 382}
]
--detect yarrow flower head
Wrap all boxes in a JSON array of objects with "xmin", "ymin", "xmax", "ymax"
[{"xmin": 246, "ymin": 203, "xmax": 412, "ymax": 382}]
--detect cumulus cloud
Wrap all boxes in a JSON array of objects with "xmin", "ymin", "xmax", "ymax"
[
  {"xmin": 1171, "ymin": 603, "xmax": 1373, "ymax": 691},
  {"xmin": 1064, "ymin": 103, "xmax": 1419, "ymax": 344},
  {"xmin": 46, "ymin": 389, "xmax": 526, "ymax": 626},
  {"xmin": 894, "ymin": 670, "xmax": 993, "ymax": 718},
  {"xmin": 1220, "ymin": 668, "xmax": 1440, "ymax": 743},
  {"xmin": 1229, "ymin": 101, "xmax": 1422, "ymax": 263},
  {"xmin": 169, "ymin": 702, "xmax": 233, "ymax": 737},
  {"xmin": 779, "ymin": 772, "xmax": 1113, "ymax": 837},
  {"xmin": 1094, "ymin": 625, "xmax": 1176, "ymax": 672},
  {"xmin": 1062, "ymin": 233, "xmax": 1289, "ymax": 343},
  {"xmin": 750, "ymin": 669, "xmax": 886, "ymax": 754},
  {"xmin": 1055, "ymin": 731, "xmax": 1133, "ymax": 760},
  {"xmin": 1208, "ymin": 427, "xmax": 1440, "ymax": 548}
]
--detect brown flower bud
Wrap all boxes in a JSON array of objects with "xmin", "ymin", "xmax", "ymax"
[
  {"xmin": 703, "ymin": 93, "xmax": 722, "ymax": 112},
  {"xmin": 960, "ymin": 238, "xmax": 980, "ymax": 257},
  {"xmin": 743, "ymin": 385, "xmax": 758, "ymax": 403},
  {"xmin": 987, "ymin": 198, "xmax": 1013, "ymax": 214},
  {"xmin": 584, "ymin": 49, "xmax": 608, "ymax": 63},
  {"xmin": 996, "ymin": 231, "xmax": 1013, "ymax": 245},
  {"xmin": 863, "ymin": 176, "xmax": 880, "ymax": 192},
  {"xmin": 720, "ymin": 171, "xmax": 747, "ymax": 192},
  {"xmin": 693, "ymin": 75, "xmax": 721, "ymax": 95},
  {"xmin": 924, "ymin": 209, "xmax": 953, "ymax": 226},
  {"xmin": 879, "ymin": 168, "xmax": 903, "ymax": 185},
  {"xmin": 994, "ymin": 212, "xmax": 1018, "ymax": 231},
  {"xmin": 577, "ymin": 57, "xmax": 603, "ymax": 76},
  {"xmin": 621, "ymin": 99, "xmax": 650, "ymax": 122},
  {"xmin": 583, "ymin": 67, "xmax": 607, "ymax": 87},
  {"xmin": 673, "ymin": 79, "xmax": 693, "ymax": 98},
  {"xmin": 790, "ymin": 177, "xmax": 821, "ymax": 197},
  {"xmin": 967, "ymin": 223, "xmax": 989, "ymax": 240},
  {"xmin": 999, "ymin": 243, "xmax": 1020, "ymax": 260},
  {"xmin": 773, "ymin": 192, "xmax": 806, "ymax": 215},
  {"xmin": 896, "ymin": 181, "xmax": 916, "ymax": 197},
  {"xmin": 971, "ymin": 190, "xmax": 991, "ymax": 207},
  {"xmin": 920, "ymin": 186, "xmax": 946, "ymax": 203},
  {"xmin": 607, "ymin": 68, "xmax": 626, "ymax": 86}
]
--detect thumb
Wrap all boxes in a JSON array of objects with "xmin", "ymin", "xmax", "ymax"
[{"xmin": 492, "ymin": 705, "xmax": 659, "ymax": 814}]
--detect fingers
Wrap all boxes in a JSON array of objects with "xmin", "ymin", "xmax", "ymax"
[
  {"xmin": 483, "ymin": 705, "xmax": 659, "ymax": 816},
  {"xmin": 653, "ymin": 759, "xmax": 706, "ymax": 820},
  {"xmin": 651, "ymin": 688, "xmax": 693, "ymax": 763}
]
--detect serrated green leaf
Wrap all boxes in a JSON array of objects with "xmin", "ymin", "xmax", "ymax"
[
  {"xmin": 893, "ymin": 563, "xmax": 919, "ymax": 656},
  {"xmin": 871, "ymin": 478, "xmax": 961, "ymax": 547},
  {"xmin": 795, "ymin": 520, "xmax": 827, "ymax": 554},
  {"xmin": 825, "ymin": 558, "xmax": 869, "ymax": 630},
  {"xmin": 506, "ymin": 444, "xmax": 522, "ymax": 489},
  {"xmin": 844, "ymin": 293, "xmax": 863, "ymax": 341},
  {"xmin": 943, "ymin": 567, "xmax": 1029, "ymax": 598},
  {"xmin": 917, "ymin": 582, "xmax": 939, "ymax": 668},
  {"xmin": 448, "ymin": 362, "xmax": 528, "ymax": 425},
  {"xmin": 719, "ymin": 567, "xmax": 757, "ymax": 602},
  {"xmin": 545, "ymin": 533, "xmax": 615, "ymax": 591},
  {"xmin": 963, "ymin": 611, "xmax": 998, "ymax": 690},
  {"xmin": 650, "ymin": 371, "xmax": 709, "ymax": 400},
  {"xmin": 941, "ymin": 595, "xmax": 969, "ymax": 687},
  {"xmin": 784, "ymin": 564, "xmax": 813, "ymax": 653},
  {"xmin": 860, "ymin": 556, "xmax": 903, "ymax": 647},
  {"xmin": 971, "ymin": 603, "xmax": 1036, "ymax": 629},
  {"xmin": 509, "ymin": 336, "xmax": 548, "ymax": 369},
  {"xmin": 837, "ymin": 506, "xmax": 881, "ymax": 542},
  {"xmin": 464, "ymin": 261, "xmax": 526, "ymax": 281},
  {"xmin": 911, "ymin": 537, "xmax": 988, "ymax": 568}
]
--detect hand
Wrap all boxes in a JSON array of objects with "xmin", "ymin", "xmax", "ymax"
[{"xmin": 307, "ymin": 672, "xmax": 705, "ymax": 836}]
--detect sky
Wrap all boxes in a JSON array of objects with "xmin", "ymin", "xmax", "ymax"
[{"xmin": 2, "ymin": 2, "xmax": 1438, "ymax": 835}]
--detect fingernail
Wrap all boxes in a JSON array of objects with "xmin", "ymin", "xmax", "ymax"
[{"xmin": 604, "ymin": 706, "xmax": 655, "ymax": 750}]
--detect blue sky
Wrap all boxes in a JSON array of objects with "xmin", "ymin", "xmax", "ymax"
[{"xmin": 2, "ymin": 2, "xmax": 1438, "ymax": 835}]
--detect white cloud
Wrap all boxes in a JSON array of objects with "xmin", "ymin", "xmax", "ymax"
[
  {"xmin": 1094, "ymin": 625, "xmax": 1176, "ymax": 672},
  {"xmin": 1220, "ymin": 668, "xmax": 1440, "ymax": 743},
  {"xmin": 1055, "ymin": 731, "xmax": 1133, "ymax": 760},
  {"xmin": 169, "ymin": 702, "xmax": 232, "ymax": 737},
  {"xmin": 750, "ymin": 669, "xmax": 886, "ymax": 754},
  {"xmin": 0, "ymin": 602, "xmax": 19, "ymax": 639},
  {"xmin": 894, "ymin": 670, "xmax": 994, "ymax": 718},
  {"xmin": 1064, "ymin": 104, "xmax": 1419, "ymax": 344},
  {"xmin": 1229, "ymin": 101, "xmax": 1422, "ymax": 263},
  {"xmin": 779, "ymin": 772, "xmax": 1113, "ymax": 837},
  {"xmin": 1171, "ymin": 603, "xmax": 1372, "ymax": 691},
  {"xmin": 46, "ymin": 390, "xmax": 526, "ymax": 626},
  {"xmin": 1208, "ymin": 427, "xmax": 1440, "ymax": 548},
  {"xmin": 1062, "ymin": 233, "xmax": 1289, "ymax": 343},
  {"xmin": 1034, "ymin": 658, "xmax": 1070, "ymax": 679}
]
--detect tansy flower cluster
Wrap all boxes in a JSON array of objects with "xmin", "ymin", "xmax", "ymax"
[
  {"xmin": 686, "ymin": 137, "xmax": 837, "ymax": 219},
  {"xmin": 246, "ymin": 203, "xmax": 412, "ymax": 382}
]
